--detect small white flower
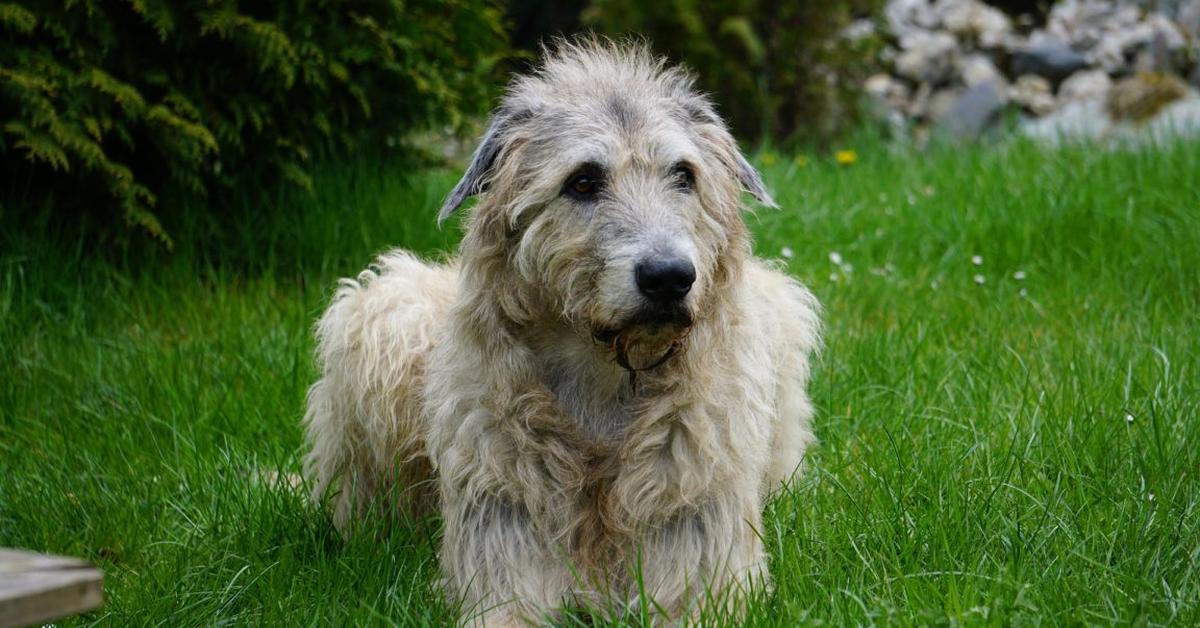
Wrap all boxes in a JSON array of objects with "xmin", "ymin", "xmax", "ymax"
[
  {"xmin": 973, "ymin": 274, "xmax": 986, "ymax": 285},
  {"xmin": 1148, "ymin": 492, "xmax": 1155, "ymax": 502},
  {"xmin": 843, "ymin": 263, "xmax": 854, "ymax": 274},
  {"xmin": 829, "ymin": 251, "xmax": 843, "ymax": 265},
  {"xmin": 1125, "ymin": 413, "xmax": 1134, "ymax": 424},
  {"xmin": 1013, "ymin": 270, "xmax": 1027, "ymax": 280},
  {"xmin": 829, "ymin": 272, "xmax": 839, "ymax": 282},
  {"xmin": 781, "ymin": 246, "xmax": 794, "ymax": 259},
  {"xmin": 1019, "ymin": 288, "xmax": 1028, "ymax": 297},
  {"xmin": 971, "ymin": 255, "xmax": 983, "ymax": 266}
]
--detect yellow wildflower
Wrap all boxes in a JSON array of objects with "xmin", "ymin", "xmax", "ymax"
[
  {"xmin": 793, "ymin": 155, "xmax": 809, "ymax": 168},
  {"xmin": 760, "ymin": 152, "xmax": 777, "ymax": 166},
  {"xmin": 835, "ymin": 149, "xmax": 858, "ymax": 165}
]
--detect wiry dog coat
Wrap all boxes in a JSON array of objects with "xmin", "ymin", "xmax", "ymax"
[{"xmin": 305, "ymin": 40, "xmax": 821, "ymax": 626}]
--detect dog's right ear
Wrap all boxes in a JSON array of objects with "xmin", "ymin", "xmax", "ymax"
[
  {"xmin": 679, "ymin": 97, "xmax": 778, "ymax": 209},
  {"xmin": 438, "ymin": 107, "xmax": 529, "ymax": 223}
]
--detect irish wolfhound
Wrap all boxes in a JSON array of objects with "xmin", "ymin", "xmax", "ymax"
[{"xmin": 304, "ymin": 40, "xmax": 821, "ymax": 625}]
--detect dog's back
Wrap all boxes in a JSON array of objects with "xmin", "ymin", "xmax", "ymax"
[{"xmin": 304, "ymin": 251, "xmax": 456, "ymax": 529}]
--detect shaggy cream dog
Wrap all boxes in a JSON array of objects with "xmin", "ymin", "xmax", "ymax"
[{"xmin": 304, "ymin": 40, "xmax": 821, "ymax": 625}]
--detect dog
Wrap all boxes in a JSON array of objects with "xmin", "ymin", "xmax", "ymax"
[{"xmin": 303, "ymin": 39, "xmax": 821, "ymax": 625}]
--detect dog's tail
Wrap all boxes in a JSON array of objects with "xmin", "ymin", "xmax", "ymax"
[{"xmin": 303, "ymin": 251, "xmax": 458, "ymax": 532}]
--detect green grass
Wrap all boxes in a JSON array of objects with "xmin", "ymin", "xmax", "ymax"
[{"xmin": 2, "ymin": 139, "xmax": 1198, "ymax": 625}]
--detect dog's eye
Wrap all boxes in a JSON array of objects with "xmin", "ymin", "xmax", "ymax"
[
  {"xmin": 563, "ymin": 165, "xmax": 604, "ymax": 200},
  {"xmin": 670, "ymin": 163, "xmax": 696, "ymax": 192}
]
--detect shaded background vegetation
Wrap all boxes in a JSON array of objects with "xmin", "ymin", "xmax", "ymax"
[
  {"xmin": 1, "ymin": 0, "xmax": 510, "ymax": 247},
  {"xmin": 1, "ymin": 0, "xmax": 885, "ymax": 247}
]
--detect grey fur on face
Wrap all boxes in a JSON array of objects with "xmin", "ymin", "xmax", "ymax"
[{"xmin": 439, "ymin": 40, "xmax": 777, "ymax": 347}]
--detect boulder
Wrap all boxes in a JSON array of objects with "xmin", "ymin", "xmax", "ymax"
[
  {"xmin": 1081, "ymin": 11, "xmax": 1185, "ymax": 75},
  {"xmin": 1011, "ymin": 74, "xmax": 1058, "ymax": 115},
  {"xmin": 886, "ymin": 0, "xmax": 942, "ymax": 39},
  {"xmin": 939, "ymin": 0, "xmax": 1012, "ymax": 48},
  {"xmin": 906, "ymin": 81, "xmax": 935, "ymax": 119},
  {"xmin": 1058, "ymin": 69, "xmax": 1112, "ymax": 103},
  {"xmin": 1108, "ymin": 72, "xmax": 1189, "ymax": 122},
  {"xmin": 928, "ymin": 87, "xmax": 965, "ymax": 122},
  {"xmin": 1133, "ymin": 15, "xmax": 1187, "ymax": 73},
  {"xmin": 895, "ymin": 31, "xmax": 961, "ymax": 84},
  {"xmin": 1011, "ymin": 39, "xmax": 1089, "ymax": 84},
  {"xmin": 864, "ymin": 73, "xmax": 912, "ymax": 110},
  {"xmin": 1025, "ymin": 93, "xmax": 1200, "ymax": 145},
  {"xmin": 936, "ymin": 81, "xmax": 1008, "ymax": 139},
  {"xmin": 959, "ymin": 53, "xmax": 1006, "ymax": 87},
  {"xmin": 1022, "ymin": 98, "xmax": 1111, "ymax": 143},
  {"xmin": 1180, "ymin": 0, "xmax": 1200, "ymax": 41},
  {"xmin": 842, "ymin": 18, "xmax": 877, "ymax": 43},
  {"xmin": 1046, "ymin": 0, "xmax": 1140, "ymax": 51},
  {"xmin": 1128, "ymin": 96, "xmax": 1200, "ymax": 143}
]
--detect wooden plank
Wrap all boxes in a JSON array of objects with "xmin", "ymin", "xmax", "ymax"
[{"xmin": 0, "ymin": 549, "xmax": 102, "ymax": 628}]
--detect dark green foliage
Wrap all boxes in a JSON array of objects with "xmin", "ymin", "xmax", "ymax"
[
  {"xmin": 584, "ymin": 0, "xmax": 883, "ymax": 145},
  {"xmin": 0, "ymin": 1, "xmax": 508, "ymax": 246}
]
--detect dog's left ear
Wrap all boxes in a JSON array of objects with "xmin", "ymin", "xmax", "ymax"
[
  {"xmin": 438, "ymin": 106, "xmax": 529, "ymax": 223},
  {"xmin": 682, "ymin": 98, "xmax": 778, "ymax": 209},
  {"xmin": 731, "ymin": 148, "xmax": 777, "ymax": 209}
]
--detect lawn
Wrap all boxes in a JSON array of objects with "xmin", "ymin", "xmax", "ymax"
[{"xmin": 2, "ymin": 139, "xmax": 1198, "ymax": 625}]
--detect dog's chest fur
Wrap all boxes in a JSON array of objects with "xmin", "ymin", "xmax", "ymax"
[{"xmin": 534, "ymin": 330, "xmax": 635, "ymax": 440}]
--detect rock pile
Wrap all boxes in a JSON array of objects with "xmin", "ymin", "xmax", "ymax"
[{"xmin": 863, "ymin": 0, "xmax": 1200, "ymax": 143}]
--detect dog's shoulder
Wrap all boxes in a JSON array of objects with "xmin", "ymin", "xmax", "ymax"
[
  {"xmin": 739, "ymin": 258, "xmax": 822, "ymax": 355},
  {"xmin": 315, "ymin": 250, "xmax": 459, "ymax": 361},
  {"xmin": 326, "ymin": 251, "xmax": 459, "ymax": 319}
]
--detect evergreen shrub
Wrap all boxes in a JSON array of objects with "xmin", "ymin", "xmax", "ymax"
[{"xmin": 0, "ymin": 1, "xmax": 508, "ymax": 245}]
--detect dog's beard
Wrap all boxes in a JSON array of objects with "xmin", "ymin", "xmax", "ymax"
[{"xmin": 592, "ymin": 306, "xmax": 692, "ymax": 371}]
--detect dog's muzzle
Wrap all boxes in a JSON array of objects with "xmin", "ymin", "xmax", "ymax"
[{"xmin": 592, "ymin": 308, "xmax": 692, "ymax": 375}]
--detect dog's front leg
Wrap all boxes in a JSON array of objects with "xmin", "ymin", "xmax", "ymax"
[
  {"xmin": 633, "ymin": 495, "xmax": 767, "ymax": 622},
  {"xmin": 441, "ymin": 492, "xmax": 571, "ymax": 627}
]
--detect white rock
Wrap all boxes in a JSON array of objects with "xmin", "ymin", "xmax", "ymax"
[
  {"xmin": 1059, "ymin": 69, "xmax": 1112, "ymax": 104},
  {"xmin": 1146, "ymin": 13, "xmax": 1186, "ymax": 51},
  {"xmin": 865, "ymin": 73, "xmax": 912, "ymax": 110},
  {"xmin": 1047, "ymin": 0, "xmax": 1141, "ymax": 51},
  {"xmin": 895, "ymin": 31, "xmax": 961, "ymax": 84},
  {"xmin": 886, "ymin": 0, "xmax": 942, "ymax": 39},
  {"xmin": 929, "ymin": 87, "xmax": 965, "ymax": 122},
  {"xmin": 936, "ymin": 82, "xmax": 1007, "ymax": 139},
  {"xmin": 1023, "ymin": 93, "xmax": 1200, "ymax": 146},
  {"xmin": 1181, "ymin": 0, "xmax": 1200, "ymax": 41},
  {"xmin": 1022, "ymin": 98, "xmax": 1111, "ymax": 144},
  {"xmin": 842, "ymin": 18, "xmax": 877, "ymax": 42},
  {"xmin": 939, "ymin": 0, "xmax": 1012, "ymax": 48},
  {"xmin": 1011, "ymin": 75, "xmax": 1058, "ymax": 116},
  {"xmin": 1116, "ymin": 95, "xmax": 1200, "ymax": 144},
  {"xmin": 958, "ymin": 53, "xmax": 1005, "ymax": 88},
  {"xmin": 907, "ymin": 81, "xmax": 934, "ymax": 119}
]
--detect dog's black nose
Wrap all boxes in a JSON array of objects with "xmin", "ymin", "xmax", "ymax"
[{"xmin": 636, "ymin": 258, "xmax": 696, "ymax": 302}]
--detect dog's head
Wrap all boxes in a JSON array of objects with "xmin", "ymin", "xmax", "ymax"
[{"xmin": 442, "ymin": 40, "xmax": 774, "ymax": 366}]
